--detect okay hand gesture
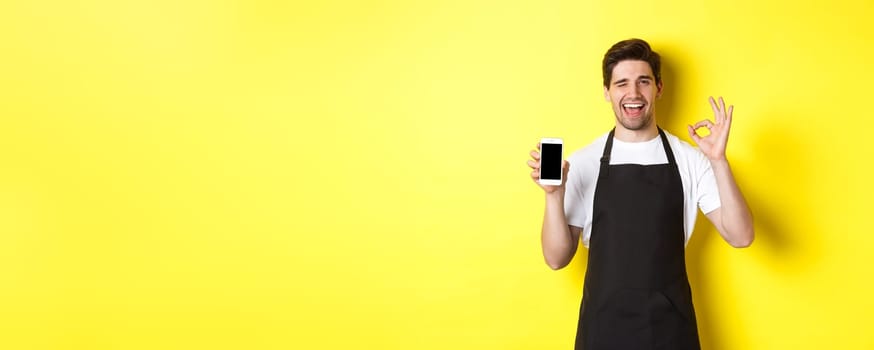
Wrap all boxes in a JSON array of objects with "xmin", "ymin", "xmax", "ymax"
[{"xmin": 688, "ymin": 96, "xmax": 733, "ymax": 161}]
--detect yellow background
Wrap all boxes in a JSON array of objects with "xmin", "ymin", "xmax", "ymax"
[{"xmin": 1, "ymin": 0, "xmax": 873, "ymax": 349}]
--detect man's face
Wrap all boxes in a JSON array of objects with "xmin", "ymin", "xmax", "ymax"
[{"xmin": 604, "ymin": 60, "xmax": 662, "ymax": 131}]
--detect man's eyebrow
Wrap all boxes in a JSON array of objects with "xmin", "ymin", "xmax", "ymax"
[{"xmin": 637, "ymin": 75, "xmax": 654, "ymax": 81}]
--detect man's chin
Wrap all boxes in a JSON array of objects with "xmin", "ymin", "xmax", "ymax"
[{"xmin": 619, "ymin": 117, "xmax": 651, "ymax": 131}]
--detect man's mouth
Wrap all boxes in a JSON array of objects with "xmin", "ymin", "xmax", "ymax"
[{"xmin": 622, "ymin": 102, "xmax": 645, "ymax": 117}]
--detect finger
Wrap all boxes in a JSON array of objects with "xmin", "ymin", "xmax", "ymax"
[
  {"xmin": 692, "ymin": 119, "xmax": 714, "ymax": 130},
  {"xmin": 718, "ymin": 97, "xmax": 727, "ymax": 123},
  {"xmin": 727, "ymin": 105, "xmax": 734, "ymax": 122},
  {"xmin": 709, "ymin": 96, "xmax": 719, "ymax": 118},
  {"xmin": 687, "ymin": 125, "xmax": 702, "ymax": 144},
  {"xmin": 536, "ymin": 142, "xmax": 541, "ymax": 151},
  {"xmin": 530, "ymin": 150, "xmax": 540, "ymax": 161},
  {"xmin": 530, "ymin": 170, "xmax": 540, "ymax": 180},
  {"xmin": 527, "ymin": 159, "xmax": 539, "ymax": 169}
]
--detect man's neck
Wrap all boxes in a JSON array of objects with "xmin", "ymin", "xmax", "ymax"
[{"xmin": 613, "ymin": 124, "xmax": 659, "ymax": 142}]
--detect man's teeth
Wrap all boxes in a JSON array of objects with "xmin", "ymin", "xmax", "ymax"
[{"xmin": 623, "ymin": 103, "xmax": 644, "ymax": 108}]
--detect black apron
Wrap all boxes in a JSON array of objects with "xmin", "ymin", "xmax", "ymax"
[{"xmin": 574, "ymin": 128, "xmax": 700, "ymax": 350}]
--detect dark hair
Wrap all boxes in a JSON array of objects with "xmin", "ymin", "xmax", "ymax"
[{"xmin": 602, "ymin": 38, "xmax": 661, "ymax": 88}]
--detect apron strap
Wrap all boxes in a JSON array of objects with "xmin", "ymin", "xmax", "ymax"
[
  {"xmin": 658, "ymin": 127, "xmax": 677, "ymax": 165},
  {"xmin": 599, "ymin": 128, "xmax": 616, "ymax": 176}
]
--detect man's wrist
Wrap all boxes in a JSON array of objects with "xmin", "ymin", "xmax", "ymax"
[
  {"xmin": 546, "ymin": 190, "xmax": 565, "ymax": 202},
  {"xmin": 709, "ymin": 157, "xmax": 731, "ymax": 171}
]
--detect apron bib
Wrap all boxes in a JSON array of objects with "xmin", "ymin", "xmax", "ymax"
[{"xmin": 575, "ymin": 128, "xmax": 700, "ymax": 350}]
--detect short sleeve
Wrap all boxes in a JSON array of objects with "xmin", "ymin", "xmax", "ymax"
[{"xmin": 696, "ymin": 156, "xmax": 721, "ymax": 214}]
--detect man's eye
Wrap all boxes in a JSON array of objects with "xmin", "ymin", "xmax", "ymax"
[
  {"xmin": 640, "ymin": 80, "xmax": 650, "ymax": 85},
  {"xmin": 616, "ymin": 83, "xmax": 626, "ymax": 87}
]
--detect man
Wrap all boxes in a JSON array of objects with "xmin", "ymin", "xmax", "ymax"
[{"xmin": 526, "ymin": 39, "xmax": 754, "ymax": 349}]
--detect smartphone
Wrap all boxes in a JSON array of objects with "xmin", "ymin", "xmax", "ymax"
[{"xmin": 539, "ymin": 138, "xmax": 563, "ymax": 186}]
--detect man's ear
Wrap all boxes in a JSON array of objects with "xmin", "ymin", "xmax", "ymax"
[
  {"xmin": 603, "ymin": 86, "xmax": 610, "ymax": 101},
  {"xmin": 656, "ymin": 80, "xmax": 664, "ymax": 99}
]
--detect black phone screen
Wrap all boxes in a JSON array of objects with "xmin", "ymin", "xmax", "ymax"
[{"xmin": 540, "ymin": 143, "xmax": 562, "ymax": 180}]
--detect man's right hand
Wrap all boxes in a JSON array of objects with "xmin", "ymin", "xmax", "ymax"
[
  {"xmin": 529, "ymin": 142, "xmax": 579, "ymax": 270},
  {"xmin": 527, "ymin": 142, "xmax": 570, "ymax": 194}
]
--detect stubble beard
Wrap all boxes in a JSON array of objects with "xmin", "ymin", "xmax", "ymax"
[{"xmin": 616, "ymin": 111, "xmax": 653, "ymax": 131}]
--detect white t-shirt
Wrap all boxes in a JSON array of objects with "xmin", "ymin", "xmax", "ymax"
[{"xmin": 564, "ymin": 130, "xmax": 721, "ymax": 248}]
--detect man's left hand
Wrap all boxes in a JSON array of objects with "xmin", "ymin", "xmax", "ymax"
[{"xmin": 688, "ymin": 96, "xmax": 733, "ymax": 161}]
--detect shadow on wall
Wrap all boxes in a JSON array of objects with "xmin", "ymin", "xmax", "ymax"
[
  {"xmin": 685, "ymin": 115, "xmax": 822, "ymax": 350},
  {"xmin": 743, "ymin": 118, "xmax": 822, "ymax": 272},
  {"xmin": 653, "ymin": 47, "xmax": 681, "ymax": 129}
]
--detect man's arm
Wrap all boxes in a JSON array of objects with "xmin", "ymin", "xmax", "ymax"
[
  {"xmin": 705, "ymin": 159, "xmax": 754, "ymax": 247},
  {"xmin": 542, "ymin": 191, "xmax": 582, "ymax": 269},
  {"xmin": 528, "ymin": 146, "xmax": 581, "ymax": 269},
  {"xmin": 689, "ymin": 96, "xmax": 755, "ymax": 248}
]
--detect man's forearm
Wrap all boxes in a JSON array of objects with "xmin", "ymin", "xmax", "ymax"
[
  {"xmin": 541, "ymin": 192, "xmax": 577, "ymax": 269},
  {"xmin": 710, "ymin": 159, "xmax": 754, "ymax": 247}
]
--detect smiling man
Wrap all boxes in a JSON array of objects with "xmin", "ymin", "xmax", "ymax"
[{"xmin": 526, "ymin": 39, "xmax": 754, "ymax": 349}]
